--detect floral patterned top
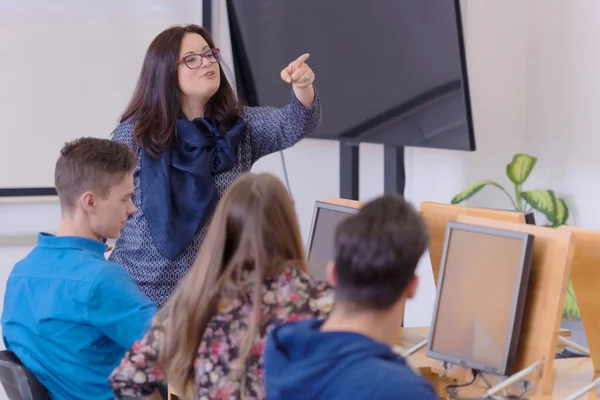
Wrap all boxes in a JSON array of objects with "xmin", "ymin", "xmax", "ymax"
[{"xmin": 109, "ymin": 268, "xmax": 332, "ymax": 399}]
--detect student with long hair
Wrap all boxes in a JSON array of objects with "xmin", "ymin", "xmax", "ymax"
[
  {"xmin": 109, "ymin": 24, "xmax": 322, "ymax": 307},
  {"xmin": 109, "ymin": 172, "xmax": 332, "ymax": 400}
]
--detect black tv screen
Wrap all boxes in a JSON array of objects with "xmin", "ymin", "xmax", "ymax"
[{"xmin": 227, "ymin": 0, "xmax": 475, "ymax": 151}]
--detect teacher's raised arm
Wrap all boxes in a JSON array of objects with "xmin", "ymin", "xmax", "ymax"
[{"xmin": 109, "ymin": 25, "xmax": 322, "ymax": 307}]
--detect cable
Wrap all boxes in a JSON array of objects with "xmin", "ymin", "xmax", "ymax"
[
  {"xmin": 516, "ymin": 387, "xmax": 530, "ymax": 399},
  {"xmin": 479, "ymin": 372, "xmax": 493, "ymax": 389},
  {"xmin": 279, "ymin": 150, "xmax": 293, "ymax": 198},
  {"xmin": 444, "ymin": 368, "xmax": 531, "ymax": 400},
  {"xmin": 445, "ymin": 369, "xmax": 479, "ymax": 399}
]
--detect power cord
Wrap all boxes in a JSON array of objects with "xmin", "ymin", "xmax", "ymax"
[
  {"xmin": 279, "ymin": 150, "xmax": 293, "ymax": 198},
  {"xmin": 445, "ymin": 369, "xmax": 479, "ymax": 399},
  {"xmin": 446, "ymin": 369, "xmax": 530, "ymax": 400},
  {"xmin": 516, "ymin": 381, "xmax": 531, "ymax": 399},
  {"xmin": 479, "ymin": 372, "xmax": 493, "ymax": 389}
]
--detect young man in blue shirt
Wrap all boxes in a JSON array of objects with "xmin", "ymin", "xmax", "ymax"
[
  {"xmin": 264, "ymin": 194, "xmax": 438, "ymax": 399},
  {"xmin": 2, "ymin": 138, "xmax": 157, "ymax": 400}
]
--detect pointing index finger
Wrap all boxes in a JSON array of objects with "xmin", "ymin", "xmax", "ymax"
[{"xmin": 292, "ymin": 53, "xmax": 310, "ymax": 69}]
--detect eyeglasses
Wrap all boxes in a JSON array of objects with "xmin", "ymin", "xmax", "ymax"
[{"xmin": 178, "ymin": 48, "xmax": 221, "ymax": 69}]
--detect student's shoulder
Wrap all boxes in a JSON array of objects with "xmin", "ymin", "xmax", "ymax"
[
  {"xmin": 336, "ymin": 358, "xmax": 437, "ymax": 400},
  {"xmin": 9, "ymin": 246, "xmax": 64, "ymax": 277},
  {"xmin": 9, "ymin": 253, "xmax": 35, "ymax": 274},
  {"xmin": 279, "ymin": 267, "xmax": 333, "ymax": 302},
  {"xmin": 369, "ymin": 359, "xmax": 438, "ymax": 399},
  {"xmin": 90, "ymin": 259, "xmax": 134, "ymax": 282},
  {"xmin": 284, "ymin": 267, "xmax": 332, "ymax": 293},
  {"xmin": 86, "ymin": 260, "xmax": 143, "ymax": 299},
  {"xmin": 70, "ymin": 258, "xmax": 131, "ymax": 292},
  {"xmin": 269, "ymin": 267, "xmax": 333, "ymax": 318}
]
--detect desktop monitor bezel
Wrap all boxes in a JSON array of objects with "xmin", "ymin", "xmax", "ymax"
[
  {"xmin": 305, "ymin": 201, "xmax": 360, "ymax": 259},
  {"xmin": 425, "ymin": 221, "xmax": 534, "ymax": 376}
]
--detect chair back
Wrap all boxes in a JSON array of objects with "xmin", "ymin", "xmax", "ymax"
[{"xmin": 0, "ymin": 350, "xmax": 49, "ymax": 400}]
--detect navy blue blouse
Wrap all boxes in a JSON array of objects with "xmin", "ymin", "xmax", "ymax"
[{"xmin": 109, "ymin": 89, "xmax": 322, "ymax": 307}]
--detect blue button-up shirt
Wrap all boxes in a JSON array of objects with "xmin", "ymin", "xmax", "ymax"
[{"xmin": 2, "ymin": 233, "xmax": 156, "ymax": 400}]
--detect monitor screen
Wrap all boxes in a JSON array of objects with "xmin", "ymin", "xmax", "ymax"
[
  {"xmin": 426, "ymin": 222, "xmax": 533, "ymax": 376},
  {"xmin": 306, "ymin": 201, "xmax": 359, "ymax": 281},
  {"xmin": 226, "ymin": 0, "xmax": 475, "ymax": 151}
]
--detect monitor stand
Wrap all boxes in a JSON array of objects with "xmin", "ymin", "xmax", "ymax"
[
  {"xmin": 340, "ymin": 142, "xmax": 360, "ymax": 200},
  {"xmin": 484, "ymin": 358, "xmax": 547, "ymax": 398},
  {"xmin": 339, "ymin": 143, "xmax": 406, "ymax": 199}
]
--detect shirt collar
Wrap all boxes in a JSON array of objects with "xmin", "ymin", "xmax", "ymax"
[{"xmin": 37, "ymin": 233, "xmax": 108, "ymax": 255}]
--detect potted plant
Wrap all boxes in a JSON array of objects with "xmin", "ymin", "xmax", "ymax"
[{"xmin": 451, "ymin": 153, "xmax": 578, "ymax": 320}]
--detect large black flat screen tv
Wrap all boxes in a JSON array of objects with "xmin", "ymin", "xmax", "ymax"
[{"xmin": 226, "ymin": 0, "xmax": 475, "ymax": 151}]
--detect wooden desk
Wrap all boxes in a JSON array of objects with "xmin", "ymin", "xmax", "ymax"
[
  {"xmin": 397, "ymin": 327, "xmax": 596, "ymax": 399},
  {"xmin": 541, "ymin": 358, "xmax": 600, "ymax": 399}
]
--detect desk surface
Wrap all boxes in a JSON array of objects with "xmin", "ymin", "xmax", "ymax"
[
  {"xmin": 398, "ymin": 327, "xmax": 598, "ymax": 399},
  {"xmin": 542, "ymin": 357, "xmax": 599, "ymax": 399}
]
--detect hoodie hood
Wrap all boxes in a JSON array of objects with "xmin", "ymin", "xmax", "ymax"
[{"xmin": 264, "ymin": 318, "xmax": 405, "ymax": 400}]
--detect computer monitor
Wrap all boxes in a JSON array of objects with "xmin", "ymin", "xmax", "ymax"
[
  {"xmin": 306, "ymin": 201, "xmax": 359, "ymax": 281},
  {"xmin": 419, "ymin": 201, "xmax": 535, "ymax": 285},
  {"xmin": 426, "ymin": 221, "xmax": 534, "ymax": 376}
]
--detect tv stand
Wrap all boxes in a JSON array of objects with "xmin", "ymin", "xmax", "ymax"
[
  {"xmin": 339, "ymin": 142, "xmax": 406, "ymax": 199},
  {"xmin": 384, "ymin": 145, "xmax": 406, "ymax": 195},
  {"xmin": 339, "ymin": 142, "xmax": 359, "ymax": 200}
]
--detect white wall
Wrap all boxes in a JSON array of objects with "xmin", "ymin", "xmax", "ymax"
[
  {"xmin": 0, "ymin": 0, "xmax": 205, "ymax": 189},
  {"xmin": 1, "ymin": 1, "xmax": 600, "ymax": 387},
  {"xmin": 525, "ymin": 0, "xmax": 600, "ymax": 229}
]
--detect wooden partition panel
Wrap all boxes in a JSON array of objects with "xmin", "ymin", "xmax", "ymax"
[
  {"xmin": 324, "ymin": 196, "xmax": 365, "ymax": 209},
  {"xmin": 432, "ymin": 216, "xmax": 574, "ymax": 397},
  {"xmin": 559, "ymin": 226, "xmax": 600, "ymax": 372},
  {"xmin": 420, "ymin": 202, "xmax": 528, "ymax": 285},
  {"xmin": 327, "ymin": 196, "xmax": 425, "ymax": 218}
]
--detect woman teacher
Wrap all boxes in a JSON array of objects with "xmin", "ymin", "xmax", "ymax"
[{"xmin": 109, "ymin": 24, "xmax": 321, "ymax": 307}]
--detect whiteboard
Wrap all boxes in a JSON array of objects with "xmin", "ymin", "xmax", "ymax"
[{"xmin": 0, "ymin": 0, "xmax": 203, "ymax": 189}]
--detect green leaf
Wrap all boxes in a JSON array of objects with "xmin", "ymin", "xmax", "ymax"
[
  {"xmin": 554, "ymin": 198, "xmax": 569, "ymax": 226},
  {"xmin": 451, "ymin": 180, "xmax": 505, "ymax": 204},
  {"xmin": 521, "ymin": 189, "xmax": 557, "ymax": 223},
  {"xmin": 506, "ymin": 154, "xmax": 537, "ymax": 185},
  {"xmin": 563, "ymin": 280, "xmax": 581, "ymax": 320}
]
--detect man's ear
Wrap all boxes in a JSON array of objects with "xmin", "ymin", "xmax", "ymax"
[
  {"xmin": 405, "ymin": 274, "xmax": 419, "ymax": 300},
  {"xmin": 326, "ymin": 261, "xmax": 337, "ymax": 287},
  {"xmin": 80, "ymin": 191, "xmax": 96, "ymax": 214}
]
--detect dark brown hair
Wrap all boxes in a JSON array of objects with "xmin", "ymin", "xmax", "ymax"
[
  {"xmin": 120, "ymin": 24, "xmax": 240, "ymax": 156},
  {"xmin": 157, "ymin": 172, "xmax": 306, "ymax": 398},
  {"xmin": 334, "ymin": 194, "xmax": 429, "ymax": 310},
  {"xmin": 54, "ymin": 137, "xmax": 136, "ymax": 212}
]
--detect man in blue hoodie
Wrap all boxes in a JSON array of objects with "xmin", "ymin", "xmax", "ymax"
[{"xmin": 264, "ymin": 194, "xmax": 438, "ymax": 399}]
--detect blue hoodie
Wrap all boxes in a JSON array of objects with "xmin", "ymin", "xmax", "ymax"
[{"xmin": 264, "ymin": 318, "xmax": 438, "ymax": 400}]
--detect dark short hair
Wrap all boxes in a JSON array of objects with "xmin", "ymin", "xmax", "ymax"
[
  {"xmin": 333, "ymin": 194, "xmax": 429, "ymax": 310},
  {"xmin": 54, "ymin": 137, "xmax": 136, "ymax": 211}
]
